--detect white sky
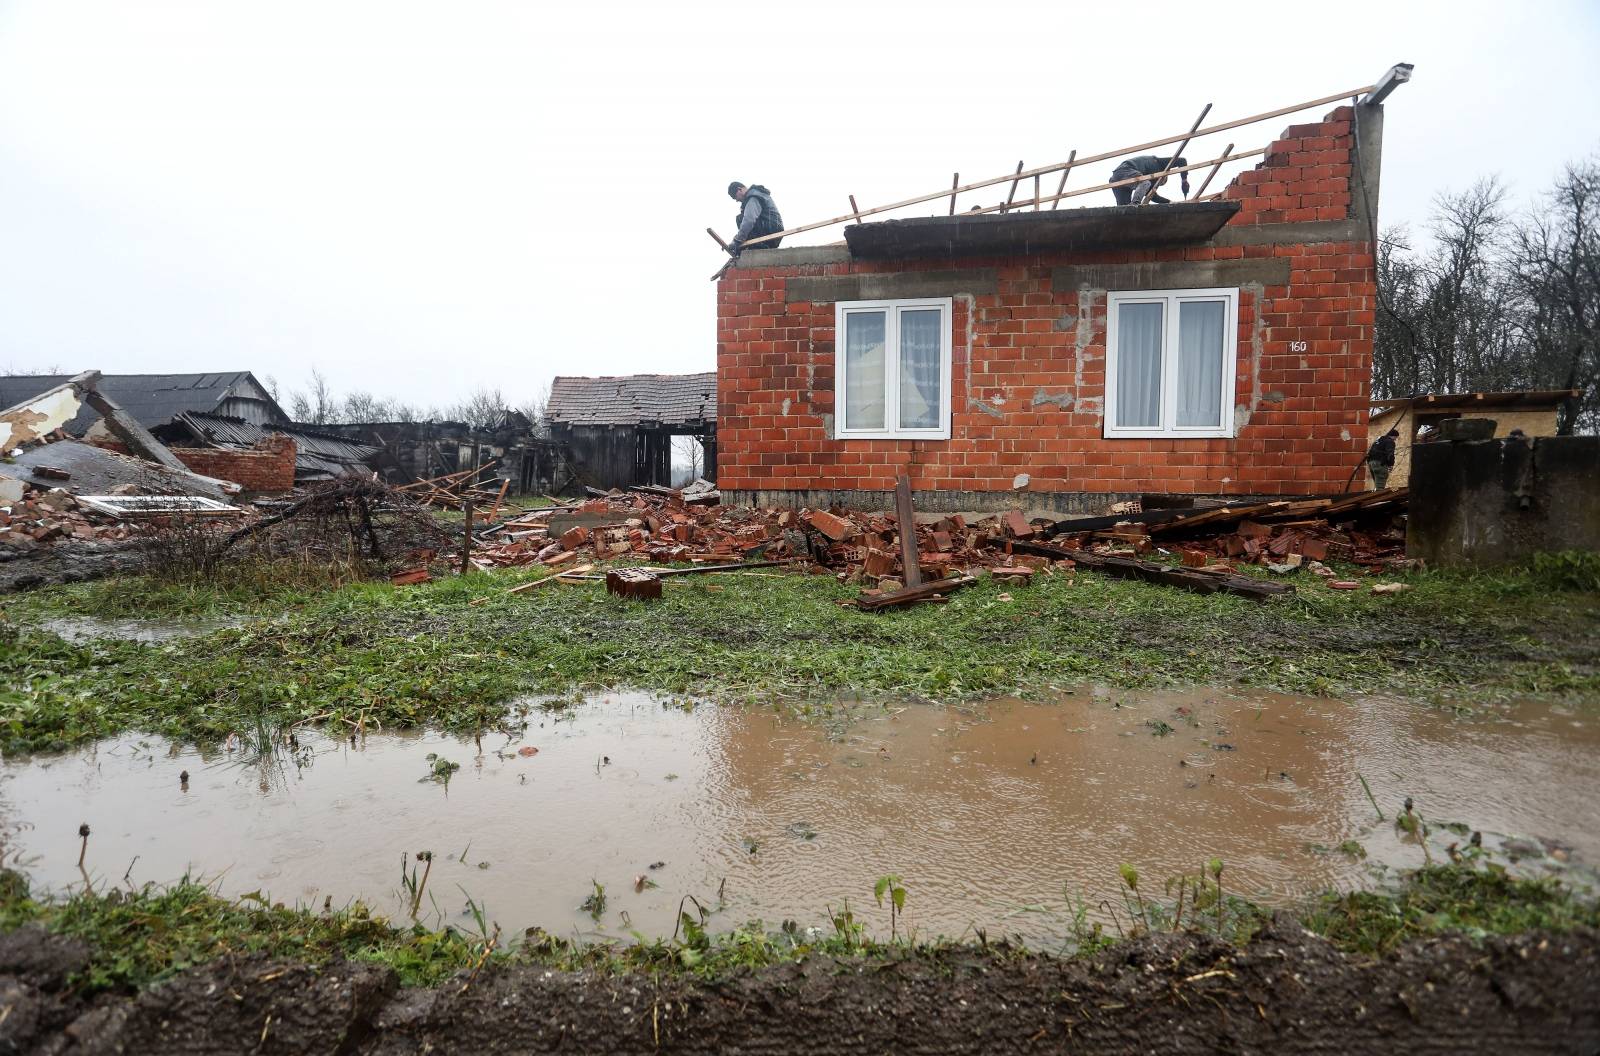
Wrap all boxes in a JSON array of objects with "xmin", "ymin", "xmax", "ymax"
[{"xmin": 1, "ymin": 0, "xmax": 1596, "ymax": 415}]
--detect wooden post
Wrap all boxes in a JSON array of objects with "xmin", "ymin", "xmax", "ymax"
[
  {"xmin": 895, "ymin": 474, "xmax": 922, "ymax": 588},
  {"xmin": 1050, "ymin": 150, "xmax": 1077, "ymax": 210},
  {"xmin": 705, "ymin": 228, "xmax": 729, "ymax": 250},
  {"xmin": 1000, "ymin": 160, "xmax": 1023, "ymax": 213},
  {"xmin": 1192, "ymin": 143, "xmax": 1234, "ymax": 199},
  {"xmin": 1138, "ymin": 103, "xmax": 1212, "ymax": 206},
  {"xmin": 1033, "ymin": 173, "xmax": 1041, "ymax": 211},
  {"xmin": 849, "ymin": 194, "xmax": 862, "ymax": 223},
  {"xmin": 948, "ymin": 172, "xmax": 959, "ymax": 215},
  {"xmin": 461, "ymin": 499, "xmax": 474, "ymax": 575},
  {"xmin": 959, "ymin": 148, "xmax": 1264, "ymax": 215}
]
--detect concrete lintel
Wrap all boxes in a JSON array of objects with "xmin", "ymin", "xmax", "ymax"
[
  {"xmin": 732, "ymin": 246, "xmax": 852, "ymax": 269},
  {"xmin": 786, "ymin": 268, "xmax": 998, "ymax": 304},
  {"xmin": 1051, "ymin": 257, "xmax": 1289, "ymax": 292},
  {"xmin": 1210, "ymin": 219, "xmax": 1362, "ymax": 247}
]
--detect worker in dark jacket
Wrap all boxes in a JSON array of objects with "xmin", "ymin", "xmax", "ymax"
[
  {"xmin": 1110, "ymin": 156, "xmax": 1189, "ymax": 205},
  {"xmin": 1365, "ymin": 428, "xmax": 1400, "ymax": 489},
  {"xmin": 727, "ymin": 182, "xmax": 784, "ymax": 254}
]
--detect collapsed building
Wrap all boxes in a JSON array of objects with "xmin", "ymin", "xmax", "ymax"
[
  {"xmin": 545, "ymin": 373, "xmax": 717, "ymax": 491},
  {"xmin": 0, "ymin": 371, "xmax": 381, "ymax": 491},
  {"xmin": 714, "ymin": 70, "xmax": 1412, "ymax": 515}
]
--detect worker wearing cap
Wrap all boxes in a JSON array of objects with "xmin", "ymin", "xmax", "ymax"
[
  {"xmin": 726, "ymin": 182, "xmax": 785, "ymax": 255},
  {"xmin": 1365, "ymin": 428, "xmax": 1400, "ymax": 489},
  {"xmin": 1110, "ymin": 156, "xmax": 1189, "ymax": 205}
]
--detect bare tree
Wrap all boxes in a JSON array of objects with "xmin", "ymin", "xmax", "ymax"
[
  {"xmin": 447, "ymin": 386, "xmax": 509, "ymax": 431},
  {"xmin": 1510, "ymin": 157, "xmax": 1600, "ymax": 433},
  {"xmin": 672, "ymin": 435, "xmax": 704, "ymax": 486},
  {"xmin": 1375, "ymin": 157, "xmax": 1600, "ymax": 433},
  {"xmin": 288, "ymin": 369, "xmax": 337, "ymax": 425}
]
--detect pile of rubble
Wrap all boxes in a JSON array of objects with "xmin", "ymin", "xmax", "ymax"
[
  {"xmin": 0, "ymin": 487, "xmax": 138, "ymax": 553},
  {"xmin": 452, "ymin": 482, "xmax": 1411, "ymax": 608}
]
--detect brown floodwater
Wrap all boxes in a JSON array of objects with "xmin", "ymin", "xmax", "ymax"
[{"xmin": 1, "ymin": 690, "xmax": 1595, "ymax": 946}]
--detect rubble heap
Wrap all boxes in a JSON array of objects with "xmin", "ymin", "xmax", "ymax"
[{"xmin": 457, "ymin": 484, "xmax": 1411, "ymax": 608}]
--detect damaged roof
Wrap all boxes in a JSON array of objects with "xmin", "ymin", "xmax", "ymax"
[
  {"xmin": 547, "ymin": 373, "xmax": 716, "ymax": 428},
  {"xmin": 162, "ymin": 412, "xmax": 381, "ymax": 481},
  {"xmin": 842, "ymin": 201, "xmax": 1241, "ymax": 260},
  {"xmin": 0, "ymin": 372, "xmax": 284, "ymax": 434}
]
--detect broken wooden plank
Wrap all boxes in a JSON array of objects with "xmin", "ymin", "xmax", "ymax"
[
  {"xmin": 894, "ymin": 474, "xmax": 922, "ymax": 588},
  {"xmin": 507, "ymin": 563, "xmax": 596, "ymax": 594},
  {"xmin": 855, "ymin": 574, "xmax": 979, "ymax": 611},
  {"xmin": 987, "ymin": 537, "xmax": 1293, "ymax": 601},
  {"xmin": 1041, "ymin": 507, "xmax": 1189, "ymax": 537}
]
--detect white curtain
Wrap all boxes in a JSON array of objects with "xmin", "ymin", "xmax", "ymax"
[
  {"xmin": 898, "ymin": 308, "xmax": 941, "ymax": 429},
  {"xmin": 844, "ymin": 310, "xmax": 886, "ymax": 430},
  {"xmin": 1116, "ymin": 302, "xmax": 1164, "ymax": 428},
  {"xmin": 1177, "ymin": 300, "xmax": 1224, "ymax": 427}
]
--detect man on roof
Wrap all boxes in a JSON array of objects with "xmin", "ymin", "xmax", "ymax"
[
  {"xmin": 1109, "ymin": 156, "xmax": 1189, "ymax": 206},
  {"xmin": 726, "ymin": 182, "xmax": 784, "ymax": 255}
]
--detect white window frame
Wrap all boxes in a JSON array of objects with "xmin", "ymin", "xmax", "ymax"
[
  {"xmin": 834, "ymin": 297, "xmax": 953, "ymax": 440},
  {"xmin": 1103, "ymin": 287, "xmax": 1238, "ymax": 439}
]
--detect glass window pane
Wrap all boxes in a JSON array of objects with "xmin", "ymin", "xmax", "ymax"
[
  {"xmin": 1176, "ymin": 300, "xmax": 1225, "ymax": 427},
  {"xmin": 898, "ymin": 308, "xmax": 942, "ymax": 429},
  {"xmin": 1115, "ymin": 302, "xmax": 1164, "ymax": 428},
  {"xmin": 844, "ymin": 310, "xmax": 886, "ymax": 430}
]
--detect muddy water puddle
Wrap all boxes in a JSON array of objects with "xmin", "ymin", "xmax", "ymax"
[
  {"xmin": 2, "ymin": 691, "xmax": 1596, "ymax": 946},
  {"xmin": 35, "ymin": 615, "xmax": 241, "ymax": 643}
]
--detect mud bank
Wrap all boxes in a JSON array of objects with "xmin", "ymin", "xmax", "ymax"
[
  {"xmin": 0, "ymin": 541, "xmax": 144, "ymax": 595},
  {"xmin": 1, "ymin": 920, "xmax": 1595, "ymax": 1054}
]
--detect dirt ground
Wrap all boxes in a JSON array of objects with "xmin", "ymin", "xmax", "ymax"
[{"xmin": 1, "ymin": 917, "xmax": 1595, "ymax": 1055}]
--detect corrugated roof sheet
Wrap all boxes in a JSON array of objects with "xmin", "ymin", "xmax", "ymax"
[
  {"xmin": 0, "ymin": 372, "xmax": 283, "ymax": 434},
  {"xmin": 171, "ymin": 412, "xmax": 380, "ymax": 480},
  {"xmin": 546, "ymin": 373, "xmax": 716, "ymax": 428}
]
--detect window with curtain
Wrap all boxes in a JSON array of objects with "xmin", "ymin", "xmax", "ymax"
[
  {"xmin": 1104, "ymin": 288, "xmax": 1237, "ymax": 438},
  {"xmin": 835, "ymin": 298, "xmax": 952, "ymax": 439}
]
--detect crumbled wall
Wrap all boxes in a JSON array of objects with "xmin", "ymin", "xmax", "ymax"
[
  {"xmin": 715, "ymin": 106, "xmax": 1375, "ymax": 499},
  {"xmin": 172, "ymin": 435, "xmax": 297, "ymax": 493}
]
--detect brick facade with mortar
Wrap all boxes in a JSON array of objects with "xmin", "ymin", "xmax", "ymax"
[
  {"xmin": 716, "ymin": 105, "xmax": 1384, "ymax": 513},
  {"xmin": 171, "ymin": 435, "xmax": 297, "ymax": 494}
]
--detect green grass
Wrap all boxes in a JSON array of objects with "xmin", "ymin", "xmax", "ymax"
[
  {"xmin": 1, "ymin": 557, "xmax": 1596, "ymax": 754},
  {"xmin": 1, "ymin": 863, "xmax": 1592, "ymax": 994}
]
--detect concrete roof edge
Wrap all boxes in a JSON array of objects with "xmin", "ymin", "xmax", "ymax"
[{"xmin": 731, "ymin": 246, "xmax": 852, "ymax": 268}]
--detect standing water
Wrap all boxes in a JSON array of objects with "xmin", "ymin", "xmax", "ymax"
[{"xmin": 1, "ymin": 690, "xmax": 1594, "ymax": 946}]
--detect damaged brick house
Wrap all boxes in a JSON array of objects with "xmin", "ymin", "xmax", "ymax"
[{"xmin": 716, "ymin": 77, "xmax": 1404, "ymax": 513}]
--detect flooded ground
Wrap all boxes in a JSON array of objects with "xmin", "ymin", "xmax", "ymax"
[
  {"xmin": 35, "ymin": 614, "xmax": 240, "ymax": 643},
  {"xmin": 2, "ymin": 690, "xmax": 1595, "ymax": 947}
]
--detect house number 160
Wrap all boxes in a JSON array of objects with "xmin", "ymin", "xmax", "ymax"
[{"xmin": 1289, "ymin": 341, "xmax": 1308, "ymax": 352}]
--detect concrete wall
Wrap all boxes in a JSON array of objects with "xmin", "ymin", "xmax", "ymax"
[
  {"xmin": 716, "ymin": 106, "xmax": 1377, "ymax": 505},
  {"xmin": 1408, "ymin": 435, "xmax": 1600, "ymax": 566}
]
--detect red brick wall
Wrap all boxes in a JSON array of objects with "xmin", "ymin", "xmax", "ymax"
[
  {"xmin": 715, "ymin": 106, "xmax": 1375, "ymax": 499},
  {"xmin": 173, "ymin": 435, "xmax": 297, "ymax": 493}
]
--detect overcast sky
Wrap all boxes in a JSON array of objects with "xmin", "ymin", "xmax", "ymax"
[{"xmin": 1, "ymin": 1, "xmax": 1596, "ymax": 415}]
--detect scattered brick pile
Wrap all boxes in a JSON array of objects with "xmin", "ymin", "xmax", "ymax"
[
  {"xmin": 0, "ymin": 487, "xmax": 137, "ymax": 552},
  {"xmin": 462, "ymin": 486, "xmax": 1411, "ymax": 603}
]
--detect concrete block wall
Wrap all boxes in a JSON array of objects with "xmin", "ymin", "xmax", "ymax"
[
  {"xmin": 715, "ymin": 106, "xmax": 1376, "ymax": 503},
  {"xmin": 172, "ymin": 435, "xmax": 297, "ymax": 493},
  {"xmin": 1409, "ymin": 436, "xmax": 1600, "ymax": 565}
]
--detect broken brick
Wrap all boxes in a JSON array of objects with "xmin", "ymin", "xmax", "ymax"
[
  {"xmin": 1002, "ymin": 510, "xmax": 1034, "ymax": 539},
  {"xmin": 806, "ymin": 509, "xmax": 860, "ymax": 542}
]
